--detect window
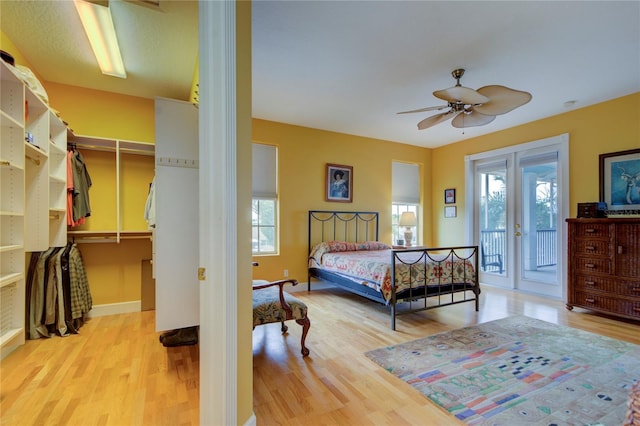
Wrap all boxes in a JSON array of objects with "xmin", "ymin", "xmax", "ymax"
[
  {"xmin": 252, "ymin": 198, "xmax": 276, "ymax": 253},
  {"xmin": 392, "ymin": 204, "xmax": 419, "ymax": 245},
  {"xmin": 392, "ymin": 162, "xmax": 420, "ymax": 245},
  {"xmin": 252, "ymin": 144, "xmax": 277, "ymax": 254}
]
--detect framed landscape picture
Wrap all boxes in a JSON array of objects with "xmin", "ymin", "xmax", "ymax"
[
  {"xmin": 326, "ymin": 163, "xmax": 353, "ymax": 202},
  {"xmin": 599, "ymin": 148, "xmax": 640, "ymax": 214}
]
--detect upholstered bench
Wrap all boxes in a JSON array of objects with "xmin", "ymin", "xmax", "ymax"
[{"xmin": 252, "ymin": 279, "xmax": 310, "ymax": 357}]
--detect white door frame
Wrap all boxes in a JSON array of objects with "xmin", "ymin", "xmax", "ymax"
[
  {"xmin": 199, "ymin": 1, "xmax": 239, "ymax": 425},
  {"xmin": 464, "ymin": 134, "xmax": 570, "ymax": 300}
]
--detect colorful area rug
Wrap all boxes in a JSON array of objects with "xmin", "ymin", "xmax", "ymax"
[{"xmin": 365, "ymin": 316, "xmax": 640, "ymax": 425}]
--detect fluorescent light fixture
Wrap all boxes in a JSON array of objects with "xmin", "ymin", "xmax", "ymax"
[{"xmin": 74, "ymin": 0, "xmax": 126, "ymax": 78}]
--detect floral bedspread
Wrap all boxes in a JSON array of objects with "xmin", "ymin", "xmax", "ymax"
[{"xmin": 309, "ymin": 241, "xmax": 476, "ymax": 303}]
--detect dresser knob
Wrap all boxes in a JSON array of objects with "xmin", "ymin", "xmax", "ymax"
[
  {"xmin": 585, "ymin": 263, "xmax": 596, "ymax": 269},
  {"xmin": 585, "ymin": 246, "xmax": 596, "ymax": 251},
  {"xmin": 585, "ymin": 298, "xmax": 595, "ymax": 303},
  {"xmin": 585, "ymin": 228, "xmax": 596, "ymax": 233},
  {"xmin": 584, "ymin": 281, "xmax": 595, "ymax": 286},
  {"xmin": 617, "ymin": 245, "xmax": 623, "ymax": 254}
]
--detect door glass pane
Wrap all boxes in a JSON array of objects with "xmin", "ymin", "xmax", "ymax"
[
  {"xmin": 520, "ymin": 161, "xmax": 557, "ymax": 283},
  {"xmin": 479, "ymin": 169, "xmax": 506, "ymax": 275}
]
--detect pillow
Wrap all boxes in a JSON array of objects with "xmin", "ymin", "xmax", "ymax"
[
  {"xmin": 353, "ymin": 241, "xmax": 390, "ymax": 251},
  {"xmin": 308, "ymin": 240, "xmax": 390, "ymax": 268}
]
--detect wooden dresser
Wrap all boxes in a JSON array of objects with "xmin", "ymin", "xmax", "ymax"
[{"xmin": 566, "ymin": 218, "xmax": 640, "ymax": 320}]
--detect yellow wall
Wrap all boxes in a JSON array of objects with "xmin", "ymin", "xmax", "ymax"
[
  {"xmin": 251, "ymin": 119, "xmax": 432, "ymax": 281},
  {"xmin": 236, "ymin": 0, "xmax": 253, "ymax": 422},
  {"xmin": 45, "ymin": 82, "xmax": 155, "ymax": 143},
  {"xmin": 431, "ymin": 92, "xmax": 640, "ymax": 246}
]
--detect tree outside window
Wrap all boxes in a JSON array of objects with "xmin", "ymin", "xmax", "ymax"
[{"xmin": 252, "ymin": 198, "xmax": 277, "ymax": 254}]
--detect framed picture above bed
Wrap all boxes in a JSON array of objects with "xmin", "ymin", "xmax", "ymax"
[{"xmin": 326, "ymin": 163, "xmax": 353, "ymax": 202}]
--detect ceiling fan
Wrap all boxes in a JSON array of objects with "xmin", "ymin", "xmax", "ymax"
[{"xmin": 398, "ymin": 68, "xmax": 532, "ymax": 130}]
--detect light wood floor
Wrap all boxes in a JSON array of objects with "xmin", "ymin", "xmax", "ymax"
[{"xmin": 2, "ymin": 285, "xmax": 639, "ymax": 425}]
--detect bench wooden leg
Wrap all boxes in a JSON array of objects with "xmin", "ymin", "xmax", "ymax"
[{"xmin": 296, "ymin": 316, "xmax": 310, "ymax": 357}]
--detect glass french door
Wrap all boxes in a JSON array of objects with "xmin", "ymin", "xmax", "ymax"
[{"xmin": 467, "ymin": 136, "xmax": 568, "ymax": 299}]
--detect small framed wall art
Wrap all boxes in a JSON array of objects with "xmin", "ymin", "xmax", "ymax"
[
  {"xmin": 444, "ymin": 188, "xmax": 456, "ymax": 204},
  {"xmin": 326, "ymin": 163, "xmax": 353, "ymax": 203},
  {"xmin": 444, "ymin": 206, "xmax": 457, "ymax": 218}
]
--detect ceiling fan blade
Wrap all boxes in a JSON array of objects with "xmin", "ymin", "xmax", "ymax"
[
  {"xmin": 397, "ymin": 105, "xmax": 448, "ymax": 114},
  {"xmin": 417, "ymin": 110, "xmax": 458, "ymax": 130},
  {"xmin": 474, "ymin": 85, "xmax": 532, "ymax": 116},
  {"xmin": 451, "ymin": 110, "xmax": 496, "ymax": 128},
  {"xmin": 433, "ymin": 86, "xmax": 489, "ymax": 105}
]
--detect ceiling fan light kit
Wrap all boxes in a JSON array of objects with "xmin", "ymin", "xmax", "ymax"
[{"xmin": 399, "ymin": 68, "xmax": 532, "ymax": 130}]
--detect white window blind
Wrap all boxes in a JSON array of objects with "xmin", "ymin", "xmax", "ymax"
[
  {"xmin": 518, "ymin": 151, "xmax": 558, "ymax": 168},
  {"xmin": 392, "ymin": 162, "xmax": 420, "ymax": 204},
  {"xmin": 476, "ymin": 159, "xmax": 507, "ymax": 173},
  {"xmin": 252, "ymin": 143, "xmax": 277, "ymax": 197}
]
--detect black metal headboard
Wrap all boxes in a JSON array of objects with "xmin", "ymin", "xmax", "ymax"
[{"xmin": 308, "ymin": 211, "xmax": 379, "ymax": 254}]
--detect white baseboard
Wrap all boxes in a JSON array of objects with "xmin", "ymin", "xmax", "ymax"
[
  {"xmin": 243, "ymin": 413, "xmax": 256, "ymax": 426},
  {"xmin": 88, "ymin": 301, "xmax": 141, "ymax": 318}
]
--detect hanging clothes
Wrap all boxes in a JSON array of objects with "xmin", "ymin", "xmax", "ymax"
[
  {"xmin": 71, "ymin": 149, "xmax": 92, "ymax": 222},
  {"xmin": 45, "ymin": 248, "xmax": 69, "ymax": 337},
  {"xmin": 26, "ymin": 243, "xmax": 92, "ymax": 339},
  {"xmin": 144, "ymin": 176, "xmax": 156, "ymax": 229},
  {"xmin": 66, "ymin": 147, "xmax": 92, "ymax": 226},
  {"xmin": 65, "ymin": 242, "xmax": 92, "ymax": 322},
  {"xmin": 28, "ymin": 247, "xmax": 56, "ymax": 339}
]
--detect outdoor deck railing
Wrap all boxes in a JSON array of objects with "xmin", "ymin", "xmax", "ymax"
[{"xmin": 480, "ymin": 229, "xmax": 557, "ymax": 269}]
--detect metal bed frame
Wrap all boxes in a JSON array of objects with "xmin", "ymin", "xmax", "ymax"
[{"xmin": 307, "ymin": 210, "xmax": 480, "ymax": 330}]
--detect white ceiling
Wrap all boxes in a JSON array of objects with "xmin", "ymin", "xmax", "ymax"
[{"xmin": 2, "ymin": 1, "xmax": 639, "ymax": 148}]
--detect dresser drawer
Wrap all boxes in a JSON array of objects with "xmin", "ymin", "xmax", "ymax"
[
  {"xmin": 574, "ymin": 257, "xmax": 611, "ymax": 274},
  {"xmin": 574, "ymin": 274, "xmax": 640, "ymax": 297},
  {"xmin": 573, "ymin": 223, "xmax": 611, "ymax": 239},
  {"xmin": 573, "ymin": 239, "xmax": 611, "ymax": 257},
  {"xmin": 573, "ymin": 290, "xmax": 640, "ymax": 319}
]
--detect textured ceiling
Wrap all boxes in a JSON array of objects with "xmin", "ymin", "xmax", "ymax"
[
  {"xmin": 2, "ymin": 1, "xmax": 639, "ymax": 148},
  {"xmin": 0, "ymin": 0, "xmax": 199, "ymax": 101}
]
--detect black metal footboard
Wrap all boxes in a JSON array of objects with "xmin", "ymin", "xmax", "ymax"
[{"xmin": 389, "ymin": 246, "xmax": 479, "ymax": 330}]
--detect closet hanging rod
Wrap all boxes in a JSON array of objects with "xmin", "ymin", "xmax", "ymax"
[
  {"xmin": 68, "ymin": 143, "xmax": 154, "ymax": 156},
  {"xmin": 69, "ymin": 237, "xmax": 118, "ymax": 244}
]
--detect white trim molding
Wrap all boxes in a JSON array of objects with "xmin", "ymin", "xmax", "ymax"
[
  {"xmin": 87, "ymin": 301, "xmax": 141, "ymax": 318},
  {"xmin": 199, "ymin": 1, "xmax": 238, "ymax": 425}
]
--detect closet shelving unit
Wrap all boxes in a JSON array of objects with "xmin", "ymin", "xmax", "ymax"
[
  {"xmin": 1, "ymin": 60, "xmax": 69, "ymax": 356},
  {"xmin": 49, "ymin": 111, "xmax": 68, "ymax": 247},
  {"xmin": 1, "ymin": 61, "xmax": 26, "ymax": 353},
  {"xmin": 66, "ymin": 133, "xmax": 154, "ymax": 243}
]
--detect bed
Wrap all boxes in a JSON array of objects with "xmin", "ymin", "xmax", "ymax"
[{"xmin": 307, "ymin": 210, "xmax": 480, "ymax": 330}]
